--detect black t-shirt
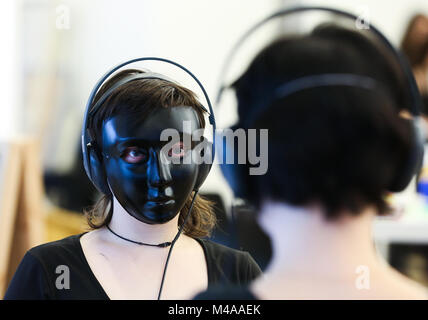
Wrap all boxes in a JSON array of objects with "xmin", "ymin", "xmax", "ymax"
[{"xmin": 4, "ymin": 233, "xmax": 262, "ymax": 300}]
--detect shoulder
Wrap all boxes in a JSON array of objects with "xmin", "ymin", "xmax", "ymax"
[
  {"xmin": 27, "ymin": 233, "xmax": 86, "ymax": 267},
  {"xmin": 2, "ymin": 234, "xmax": 84, "ymax": 300},
  {"xmin": 198, "ymin": 239, "xmax": 248, "ymax": 257},
  {"xmin": 28, "ymin": 233, "xmax": 85, "ymax": 256},
  {"xmin": 197, "ymin": 239, "xmax": 262, "ymax": 285}
]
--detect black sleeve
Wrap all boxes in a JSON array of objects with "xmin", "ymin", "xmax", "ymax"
[
  {"xmin": 242, "ymin": 252, "xmax": 262, "ymax": 282},
  {"xmin": 3, "ymin": 251, "xmax": 54, "ymax": 300},
  {"xmin": 201, "ymin": 239, "xmax": 263, "ymax": 286}
]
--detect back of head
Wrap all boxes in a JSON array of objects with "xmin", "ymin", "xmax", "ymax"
[{"xmin": 234, "ymin": 25, "xmax": 412, "ymax": 219}]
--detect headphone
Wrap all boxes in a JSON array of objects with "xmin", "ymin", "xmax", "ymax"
[
  {"xmin": 216, "ymin": 6, "xmax": 425, "ymax": 199},
  {"xmin": 81, "ymin": 57, "xmax": 216, "ymax": 196}
]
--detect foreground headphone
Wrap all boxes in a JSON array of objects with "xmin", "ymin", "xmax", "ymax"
[
  {"xmin": 81, "ymin": 57, "xmax": 216, "ymax": 195},
  {"xmin": 216, "ymin": 6, "xmax": 425, "ymax": 199}
]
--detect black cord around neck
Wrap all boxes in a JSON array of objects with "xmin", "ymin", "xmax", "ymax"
[{"xmin": 106, "ymin": 225, "xmax": 172, "ymax": 248}]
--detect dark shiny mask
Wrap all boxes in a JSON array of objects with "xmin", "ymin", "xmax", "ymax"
[{"xmin": 101, "ymin": 107, "xmax": 201, "ymax": 224}]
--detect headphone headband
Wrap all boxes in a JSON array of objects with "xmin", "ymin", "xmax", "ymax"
[{"xmin": 244, "ymin": 73, "xmax": 387, "ymax": 127}]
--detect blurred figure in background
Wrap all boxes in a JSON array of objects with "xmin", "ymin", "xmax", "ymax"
[
  {"xmin": 402, "ymin": 14, "xmax": 428, "ymax": 125},
  {"xmin": 401, "ymin": 14, "xmax": 428, "ymax": 198}
]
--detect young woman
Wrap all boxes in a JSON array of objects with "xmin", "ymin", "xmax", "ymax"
[
  {"xmin": 196, "ymin": 25, "xmax": 428, "ymax": 300},
  {"xmin": 4, "ymin": 69, "xmax": 261, "ymax": 300}
]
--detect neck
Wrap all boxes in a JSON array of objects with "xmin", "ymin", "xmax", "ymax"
[
  {"xmin": 107, "ymin": 197, "xmax": 180, "ymax": 245},
  {"xmin": 258, "ymin": 201, "xmax": 381, "ymax": 280}
]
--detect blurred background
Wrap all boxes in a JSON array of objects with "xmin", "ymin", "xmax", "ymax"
[{"xmin": 1, "ymin": 0, "xmax": 428, "ymax": 295}]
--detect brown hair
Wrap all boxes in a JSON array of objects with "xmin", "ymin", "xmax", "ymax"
[{"xmin": 84, "ymin": 69, "xmax": 216, "ymax": 238}]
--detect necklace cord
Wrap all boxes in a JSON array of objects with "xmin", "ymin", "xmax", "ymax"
[{"xmin": 106, "ymin": 225, "xmax": 172, "ymax": 248}]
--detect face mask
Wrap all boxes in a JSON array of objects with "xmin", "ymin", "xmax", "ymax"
[{"xmin": 101, "ymin": 107, "xmax": 200, "ymax": 224}]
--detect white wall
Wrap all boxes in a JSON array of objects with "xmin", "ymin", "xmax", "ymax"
[{"xmin": 0, "ymin": 1, "xmax": 19, "ymax": 139}]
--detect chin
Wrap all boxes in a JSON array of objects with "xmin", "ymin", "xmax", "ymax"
[{"xmin": 132, "ymin": 209, "xmax": 178, "ymax": 225}]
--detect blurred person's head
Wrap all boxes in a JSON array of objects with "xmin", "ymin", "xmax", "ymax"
[
  {"xmin": 401, "ymin": 14, "xmax": 428, "ymax": 68},
  {"xmin": 85, "ymin": 69, "xmax": 215, "ymax": 237},
  {"xmin": 233, "ymin": 25, "xmax": 414, "ymax": 221},
  {"xmin": 401, "ymin": 14, "xmax": 428, "ymax": 133}
]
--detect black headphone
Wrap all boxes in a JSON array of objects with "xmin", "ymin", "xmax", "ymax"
[
  {"xmin": 81, "ymin": 57, "xmax": 216, "ymax": 195},
  {"xmin": 216, "ymin": 6, "xmax": 425, "ymax": 199}
]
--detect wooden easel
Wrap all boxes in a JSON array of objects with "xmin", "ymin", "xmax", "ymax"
[{"xmin": 0, "ymin": 138, "xmax": 44, "ymax": 297}]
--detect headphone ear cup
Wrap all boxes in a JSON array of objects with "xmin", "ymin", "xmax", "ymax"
[
  {"xmin": 220, "ymin": 161, "xmax": 249, "ymax": 199},
  {"xmin": 87, "ymin": 144, "xmax": 111, "ymax": 195},
  {"xmin": 388, "ymin": 118, "xmax": 424, "ymax": 192},
  {"xmin": 218, "ymin": 126, "xmax": 250, "ymax": 199}
]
